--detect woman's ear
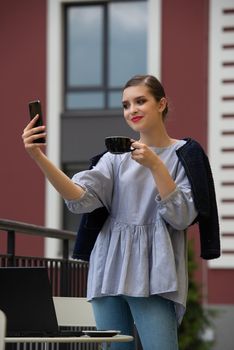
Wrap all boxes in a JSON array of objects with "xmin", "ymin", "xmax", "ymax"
[{"xmin": 158, "ymin": 97, "xmax": 167, "ymax": 113}]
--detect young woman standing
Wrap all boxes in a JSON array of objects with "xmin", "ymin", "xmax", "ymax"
[{"xmin": 22, "ymin": 75, "xmax": 219, "ymax": 349}]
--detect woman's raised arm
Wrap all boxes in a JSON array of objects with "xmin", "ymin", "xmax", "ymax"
[{"xmin": 22, "ymin": 115, "xmax": 85, "ymax": 201}]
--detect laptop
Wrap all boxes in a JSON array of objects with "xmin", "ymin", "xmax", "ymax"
[{"xmin": 0, "ymin": 267, "xmax": 83, "ymax": 337}]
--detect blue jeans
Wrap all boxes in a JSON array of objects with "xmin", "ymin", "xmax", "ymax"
[{"xmin": 91, "ymin": 295, "xmax": 178, "ymax": 350}]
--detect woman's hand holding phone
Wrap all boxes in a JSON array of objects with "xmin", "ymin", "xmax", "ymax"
[{"xmin": 22, "ymin": 99, "xmax": 85, "ymax": 201}]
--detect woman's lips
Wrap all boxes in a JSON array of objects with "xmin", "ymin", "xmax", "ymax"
[{"xmin": 131, "ymin": 116, "xmax": 143, "ymax": 123}]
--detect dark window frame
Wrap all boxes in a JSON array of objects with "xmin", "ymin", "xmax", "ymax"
[{"xmin": 63, "ymin": 0, "xmax": 147, "ymax": 112}]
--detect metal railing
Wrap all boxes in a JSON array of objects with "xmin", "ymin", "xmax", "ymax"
[{"xmin": 0, "ymin": 218, "xmax": 88, "ymax": 297}]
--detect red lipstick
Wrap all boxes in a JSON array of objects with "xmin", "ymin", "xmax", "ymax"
[{"xmin": 131, "ymin": 116, "xmax": 143, "ymax": 123}]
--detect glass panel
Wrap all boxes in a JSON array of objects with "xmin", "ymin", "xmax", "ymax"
[
  {"xmin": 109, "ymin": 2, "xmax": 147, "ymax": 88},
  {"xmin": 66, "ymin": 92, "xmax": 104, "ymax": 109},
  {"xmin": 67, "ymin": 6, "xmax": 103, "ymax": 86},
  {"xmin": 108, "ymin": 91, "xmax": 122, "ymax": 108}
]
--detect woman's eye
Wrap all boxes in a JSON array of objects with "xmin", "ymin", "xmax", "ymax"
[
  {"xmin": 137, "ymin": 99, "xmax": 146, "ymax": 105},
  {"xmin": 122, "ymin": 103, "xmax": 128, "ymax": 109}
]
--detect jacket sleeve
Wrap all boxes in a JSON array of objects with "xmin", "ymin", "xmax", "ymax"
[{"xmin": 176, "ymin": 138, "xmax": 220, "ymax": 259}]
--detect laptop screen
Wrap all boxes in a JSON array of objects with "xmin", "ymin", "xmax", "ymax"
[{"xmin": 0, "ymin": 267, "xmax": 59, "ymax": 336}]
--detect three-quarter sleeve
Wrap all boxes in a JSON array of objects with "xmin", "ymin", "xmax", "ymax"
[
  {"xmin": 155, "ymin": 161, "xmax": 198, "ymax": 230},
  {"xmin": 65, "ymin": 153, "xmax": 114, "ymax": 214}
]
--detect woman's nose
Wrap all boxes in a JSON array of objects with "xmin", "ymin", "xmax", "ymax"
[{"xmin": 130, "ymin": 104, "xmax": 138, "ymax": 114}]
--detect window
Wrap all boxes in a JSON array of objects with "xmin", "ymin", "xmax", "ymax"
[{"xmin": 64, "ymin": 0, "xmax": 147, "ymax": 110}]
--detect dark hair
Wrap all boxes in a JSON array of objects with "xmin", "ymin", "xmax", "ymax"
[{"xmin": 123, "ymin": 74, "xmax": 168, "ymax": 119}]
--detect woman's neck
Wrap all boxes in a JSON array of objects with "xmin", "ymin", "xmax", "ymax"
[{"xmin": 139, "ymin": 129, "xmax": 176, "ymax": 148}]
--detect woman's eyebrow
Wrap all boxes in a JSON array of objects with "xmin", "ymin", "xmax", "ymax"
[
  {"xmin": 135, "ymin": 95, "xmax": 146, "ymax": 100},
  {"xmin": 122, "ymin": 95, "xmax": 146, "ymax": 104}
]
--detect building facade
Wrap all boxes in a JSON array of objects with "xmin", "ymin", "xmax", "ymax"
[{"xmin": 1, "ymin": 0, "xmax": 234, "ymax": 348}]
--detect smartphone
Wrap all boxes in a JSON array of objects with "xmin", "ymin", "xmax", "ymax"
[{"xmin": 28, "ymin": 100, "xmax": 45, "ymax": 143}]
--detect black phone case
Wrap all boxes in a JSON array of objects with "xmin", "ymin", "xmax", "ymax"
[{"xmin": 28, "ymin": 100, "xmax": 45, "ymax": 143}]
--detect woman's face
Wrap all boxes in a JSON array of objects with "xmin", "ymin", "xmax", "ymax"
[{"xmin": 122, "ymin": 85, "xmax": 166, "ymax": 133}]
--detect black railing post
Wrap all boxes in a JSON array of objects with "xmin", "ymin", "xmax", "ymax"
[
  {"xmin": 60, "ymin": 239, "xmax": 69, "ymax": 296},
  {"xmin": 7, "ymin": 230, "xmax": 16, "ymax": 266}
]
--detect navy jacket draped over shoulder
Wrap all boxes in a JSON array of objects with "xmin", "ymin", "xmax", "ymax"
[{"xmin": 72, "ymin": 138, "xmax": 220, "ymax": 261}]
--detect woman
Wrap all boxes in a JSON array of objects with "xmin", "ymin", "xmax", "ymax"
[{"xmin": 22, "ymin": 75, "xmax": 218, "ymax": 350}]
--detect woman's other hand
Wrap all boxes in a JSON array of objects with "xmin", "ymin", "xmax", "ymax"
[
  {"xmin": 131, "ymin": 141, "xmax": 159, "ymax": 171},
  {"xmin": 131, "ymin": 140, "xmax": 176, "ymax": 199}
]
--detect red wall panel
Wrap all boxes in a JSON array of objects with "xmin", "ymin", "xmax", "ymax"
[
  {"xmin": 161, "ymin": 0, "xmax": 209, "ymax": 280},
  {"xmin": 0, "ymin": 0, "xmax": 46, "ymax": 256},
  {"xmin": 161, "ymin": 0, "xmax": 209, "ymax": 146},
  {"xmin": 208, "ymin": 270, "xmax": 234, "ymax": 304}
]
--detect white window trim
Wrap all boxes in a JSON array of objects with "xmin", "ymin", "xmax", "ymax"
[
  {"xmin": 208, "ymin": 0, "xmax": 234, "ymax": 268},
  {"xmin": 46, "ymin": 0, "xmax": 162, "ymax": 257}
]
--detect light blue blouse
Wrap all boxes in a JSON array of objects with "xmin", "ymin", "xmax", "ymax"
[{"xmin": 65, "ymin": 140, "xmax": 198, "ymax": 324}]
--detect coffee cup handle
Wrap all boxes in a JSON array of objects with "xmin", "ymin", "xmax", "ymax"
[{"xmin": 130, "ymin": 140, "xmax": 136, "ymax": 152}]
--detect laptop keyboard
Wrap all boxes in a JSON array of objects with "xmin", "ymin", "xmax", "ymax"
[{"xmin": 7, "ymin": 330, "xmax": 83, "ymax": 337}]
